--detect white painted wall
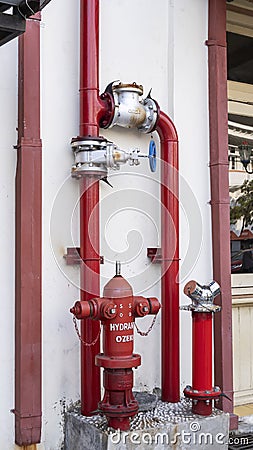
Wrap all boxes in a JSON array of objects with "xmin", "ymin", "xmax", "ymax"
[{"xmin": 0, "ymin": 1, "xmax": 212, "ymax": 449}]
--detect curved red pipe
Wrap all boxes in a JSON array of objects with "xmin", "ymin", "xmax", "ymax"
[{"xmin": 156, "ymin": 112, "xmax": 180, "ymax": 403}]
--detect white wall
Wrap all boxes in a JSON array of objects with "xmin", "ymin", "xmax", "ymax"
[
  {"xmin": 173, "ymin": 0, "xmax": 212, "ymax": 387},
  {"xmin": 0, "ymin": 1, "xmax": 211, "ymax": 449}
]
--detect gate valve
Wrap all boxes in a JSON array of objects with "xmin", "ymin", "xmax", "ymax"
[
  {"xmin": 181, "ymin": 280, "xmax": 222, "ymax": 416},
  {"xmin": 71, "ymin": 136, "xmax": 157, "ymax": 178},
  {"xmin": 70, "ymin": 261, "xmax": 161, "ymax": 430}
]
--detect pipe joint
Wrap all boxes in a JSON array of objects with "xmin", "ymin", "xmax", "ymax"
[
  {"xmin": 181, "ymin": 280, "xmax": 221, "ymax": 313},
  {"xmin": 101, "ymin": 81, "xmax": 159, "ymax": 133}
]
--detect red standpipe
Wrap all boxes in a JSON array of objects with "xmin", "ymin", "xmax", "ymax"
[
  {"xmin": 183, "ymin": 280, "xmax": 221, "ymax": 416},
  {"xmin": 192, "ymin": 313, "xmax": 212, "ymax": 395},
  {"xmin": 78, "ymin": 0, "xmax": 112, "ymax": 415},
  {"xmin": 15, "ymin": 14, "xmax": 42, "ymax": 445},
  {"xmin": 192, "ymin": 313, "xmax": 213, "ymax": 415},
  {"xmin": 156, "ymin": 112, "xmax": 180, "ymax": 403}
]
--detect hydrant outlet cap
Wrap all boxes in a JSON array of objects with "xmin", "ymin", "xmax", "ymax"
[{"xmin": 183, "ymin": 280, "xmax": 197, "ymax": 297}]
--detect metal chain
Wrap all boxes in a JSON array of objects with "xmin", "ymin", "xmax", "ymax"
[
  {"xmin": 134, "ymin": 315, "xmax": 157, "ymax": 336},
  {"xmin": 73, "ymin": 316, "xmax": 101, "ymax": 346}
]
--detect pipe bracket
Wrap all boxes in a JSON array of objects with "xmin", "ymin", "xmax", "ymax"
[{"xmin": 64, "ymin": 247, "xmax": 104, "ymax": 265}]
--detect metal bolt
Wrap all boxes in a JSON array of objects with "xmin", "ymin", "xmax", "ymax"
[{"xmin": 116, "ymin": 261, "xmax": 121, "ymax": 276}]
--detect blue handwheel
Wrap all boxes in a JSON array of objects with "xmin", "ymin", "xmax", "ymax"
[{"xmin": 149, "ymin": 140, "xmax": 156, "ymax": 172}]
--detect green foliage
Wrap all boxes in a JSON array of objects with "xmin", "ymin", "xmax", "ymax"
[{"xmin": 230, "ymin": 180, "xmax": 253, "ymax": 233}]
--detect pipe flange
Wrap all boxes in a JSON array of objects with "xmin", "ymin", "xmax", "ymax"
[
  {"xmin": 180, "ymin": 303, "xmax": 221, "ymax": 313},
  {"xmin": 95, "ymin": 353, "xmax": 141, "ymax": 369},
  {"xmin": 138, "ymin": 97, "xmax": 159, "ymax": 134},
  {"xmin": 98, "ymin": 400, "xmax": 138, "ymax": 418},
  {"xmin": 113, "ymin": 82, "xmax": 144, "ymax": 95},
  {"xmin": 184, "ymin": 385, "xmax": 221, "ymax": 401},
  {"xmin": 71, "ymin": 136, "xmax": 109, "ymax": 178}
]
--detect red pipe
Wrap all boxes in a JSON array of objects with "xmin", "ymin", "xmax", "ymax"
[
  {"xmin": 79, "ymin": 0, "xmax": 112, "ymax": 415},
  {"xmin": 156, "ymin": 112, "xmax": 180, "ymax": 403},
  {"xmin": 192, "ymin": 312, "xmax": 213, "ymax": 415},
  {"xmin": 80, "ymin": 0, "xmax": 109, "ymax": 137},
  {"xmin": 207, "ymin": 0, "xmax": 236, "ymax": 428},
  {"xmin": 80, "ymin": 177, "xmax": 101, "ymax": 415},
  {"xmin": 79, "ymin": 0, "xmax": 101, "ymax": 415},
  {"xmin": 15, "ymin": 14, "xmax": 42, "ymax": 445}
]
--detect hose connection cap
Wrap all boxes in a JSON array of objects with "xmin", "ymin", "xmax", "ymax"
[
  {"xmin": 181, "ymin": 280, "xmax": 221, "ymax": 313},
  {"xmin": 70, "ymin": 300, "xmax": 92, "ymax": 319}
]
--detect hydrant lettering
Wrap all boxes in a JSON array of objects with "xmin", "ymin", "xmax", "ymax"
[
  {"xmin": 115, "ymin": 334, "xmax": 134, "ymax": 343},
  {"xmin": 110, "ymin": 322, "xmax": 134, "ymax": 332}
]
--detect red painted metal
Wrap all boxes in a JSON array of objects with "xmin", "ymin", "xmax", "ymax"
[
  {"xmin": 192, "ymin": 313, "xmax": 213, "ymax": 415},
  {"xmin": 71, "ymin": 270, "xmax": 160, "ymax": 430},
  {"xmin": 156, "ymin": 111, "xmax": 180, "ymax": 403},
  {"xmin": 79, "ymin": 0, "xmax": 112, "ymax": 137},
  {"xmin": 15, "ymin": 14, "xmax": 42, "ymax": 446},
  {"xmin": 184, "ymin": 312, "xmax": 221, "ymax": 415},
  {"xmin": 79, "ymin": 176, "xmax": 101, "ymax": 415},
  {"xmin": 78, "ymin": 0, "xmax": 112, "ymax": 415},
  {"xmin": 207, "ymin": 0, "xmax": 236, "ymax": 428},
  {"xmin": 183, "ymin": 280, "xmax": 221, "ymax": 415},
  {"xmin": 193, "ymin": 313, "xmax": 212, "ymax": 392}
]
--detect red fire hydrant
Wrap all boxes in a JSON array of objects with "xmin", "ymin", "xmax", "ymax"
[
  {"xmin": 70, "ymin": 262, "xmax": 160, "ymax": 430},
  {"xmin": 181, "ymin": 280, "xmax": 221, "ymax": 416}
]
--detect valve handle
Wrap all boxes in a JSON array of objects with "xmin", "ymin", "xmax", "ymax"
[{"xmin": 149, "ymin": 140, "xmax": 156, "ymax": 173}]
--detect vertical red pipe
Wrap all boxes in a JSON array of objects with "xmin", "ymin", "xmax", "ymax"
[
  {"xmin": 15, "ymin": 14, "xmax": 42, "ymax": 445},
  {"xmin": 80, "ymin": 176, "xmax": 101, "ymax": 415},
  {"xmin": 207, "ymin": 0, "xmax": 236, "ymax": 428},
  {"xmin": 80, "ymin": 0, "xmax": 105, "ymax": 136},
  {"xmin": 79, "ymin": 0, "xmax": 105, "ymax": 415},
  {"xmin": 156, "ymin": 111, "xmax": 180, "ymax": 403},
  {"xmin": 192, "ymin": 312, "xmax": 212, "ymax": 415}
]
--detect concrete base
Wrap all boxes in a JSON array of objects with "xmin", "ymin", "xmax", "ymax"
[{"xmin": 65, "ymin": 399, "xmax": 229, "ymax": 450}]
